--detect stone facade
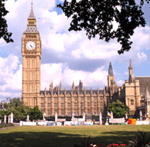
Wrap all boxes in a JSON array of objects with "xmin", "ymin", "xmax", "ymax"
[
  {"xmin": 22, "ymin": 2, "xmax": 41, "ymax": 109},
  {"xmin": 109, "ymin": 60, "xmax": 150, "ymax": 117},
  {"xmin": 38, "ymin": 82, "xmax": 108, "ymax": 116},
  {"xmin": 21, "ymin": 2, "xmax": 150, "ymax": 117}
]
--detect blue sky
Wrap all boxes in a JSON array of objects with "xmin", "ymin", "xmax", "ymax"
[{"xmin": 0, "ymin": 0, "xmax": 150, "ymax": 102}]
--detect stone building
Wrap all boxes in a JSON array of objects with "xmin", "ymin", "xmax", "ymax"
[
  {"xmin": 21, "ymin": 2, "xmax": 150, "ymax": 117},
  {"xmin": 21, "ymin": 2, "xmax": 109, "ymax": 116},
  {"xmin": 108, "ymin": 60, "xmax": 150, "ymax": 117}
]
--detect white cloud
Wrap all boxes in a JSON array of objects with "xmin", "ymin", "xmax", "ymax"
[
  {"xmin": 71, "ymin": 39, "xmax": 120, "ymax": 59},
  {"xmin": 116, "ymin": 80, "xmax": 124, "ymax": 86},
  {"xmin": 0, "ymin": 92, "xmax": 12, "ymax": 97},
  {"xmin": 0, "ymin": 39, "xmax": 9, "ymax": 47},
  {"xmin": 40, "ymin": 63, "xmax": 108, "ymax": 90},
  {"xmin": 1, "ymin": 0, "xmax": 150, "ymax": 101},
  {"xmin": 137, "ymin": 52, "xmax": 147, "ymax": 63},
  {"xmin": 0, "ymin": 55, "xmax": 21, "ymax": 91},
  {"xmin": 131, "ymin": 26, "xmax": 150, "ymax": 51},
  {"xmin": 0, "ymin": 54, "xmax": 21, "ymax": 100},
  {"xmin": 41, "ymin": 63, "xmax": 63, "ymax": 90}
]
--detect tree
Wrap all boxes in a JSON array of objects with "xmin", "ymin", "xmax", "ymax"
[
  {"xmin": 29, "ymin": 106, "xmax": 43, "ymax": 121},
  {"xmin": 57, "ymin": 0, "xmax": 150, "ymax": 54},
  {"xmin": 4, "ymin": 97, "xmax": 24, "ymax": 109},
  {"xmin": 107, "ymin": 99, "xmax": 130, "ymax": 118},
  {"xmin": 0, "ymin": 97, "xmax": 43, "ymax": 122},
  {"xmin": 1, "ymin": 97, "xmax": 31, "ymax": 119},
  {"xmin": 0, "ymin": 0, "xmax": 14, "ymax": 43}
]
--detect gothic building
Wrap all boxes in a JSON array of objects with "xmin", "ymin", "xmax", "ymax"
[
  {"xmin": 109, "ymin": 59, "xmax": 150, "ymax": 117},
  {"xmin": 21, "ymin": 2, "xmax": 150, "ymax": 117}
]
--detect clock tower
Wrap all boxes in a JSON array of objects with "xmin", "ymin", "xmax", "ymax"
[{"xmin": 21, "ymin": 2, "xmax": 41, "ymax": 108}]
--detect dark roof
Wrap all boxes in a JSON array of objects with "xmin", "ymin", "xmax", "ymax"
[
  {"xmin": 40, "ymin": 89, "xmax": 104, "ymax": 96},
  {"xmin": 134, "ymin": 77, "xmax": 150, "ymax": 96}
]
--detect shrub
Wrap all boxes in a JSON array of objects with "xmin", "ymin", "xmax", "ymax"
[
  {"xmin": 74, "ymin": 134, "xmax": 97, "ymax": 147},
  {"xmin": 128, "ymin": 130, "xmax": 150, "ymax": 147}
]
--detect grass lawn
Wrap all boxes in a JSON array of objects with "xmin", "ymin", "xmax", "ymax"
[{"xmin": 0, "ymin": 125, "xmax": 150, "ymax": 147}]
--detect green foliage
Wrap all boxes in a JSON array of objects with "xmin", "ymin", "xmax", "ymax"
[
  {"xmin": 2, "ymin": 97, "xmax": 43, "ymax": 121},
  {"xmin": 1, "ymin": 97, "xmax": 32, "ymax": 119},
  {"xmin": 29, "ymin": 106, "xmax": 43, "ymax": 121},
  {"xmin": 75, "ymin": 134, "xmax": 96, "ymax": 147},
  {"xmin": 107, "ymin": 99, "xmax": 130, "ymax": 118},
  {"xmin": 57, "ymin": 0, "xmax": 150, "ymax": 54},
  {"xmin": 4, "ymin": 97, "xmax": 24, "ymax": 108},
  {"xmin": 0, "ymin": 0, "xmax": 14, "ymax": 43},
  {"xmin": 0, "ymin": 97, "xmax": 43, "ymax": 122},
  {"xmin": 128, "ymin": 130, "xmax": 150, "ymax": 147}
]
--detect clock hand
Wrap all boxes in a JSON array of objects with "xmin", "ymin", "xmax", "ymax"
[{"xmin": 30, "ymin": 45, "xmax": 33, "ymax": 50}]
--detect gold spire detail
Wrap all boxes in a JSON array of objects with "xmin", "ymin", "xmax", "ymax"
[{"xmin": 28, "ymin": 0, "xmax": 36, "ymax": 20}]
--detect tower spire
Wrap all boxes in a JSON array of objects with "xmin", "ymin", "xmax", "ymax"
[
  {"xmin": 128, "ymin": 59, "xmax": 134, "ymax": 83},
  {"xmin": 28, "ymin": 0, "xmax": 36, "ymax": 20},
  {"xmin": 24, "ymin": 1, "xmax": 39, "ymax": 33},
  {"xmin": 60, "ymin": 81, "xmax": 62, "ymax": 91},
  {"xmin": 72, "ymin": 81, "xmax": 74, "ymax": 90},
  {"xmin": 129, "ymin": 59, "xmax": 133, "ymax": 69},
  {"xmin": 108, "ymin": 62, "xmax": 114, "ymax": 76}
]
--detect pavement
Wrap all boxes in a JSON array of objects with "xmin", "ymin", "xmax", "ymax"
[{"xmin": 13, "ymin": 123, "xmax": 20, "ymax": 126}]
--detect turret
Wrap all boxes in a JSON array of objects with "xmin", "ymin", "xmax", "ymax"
[
  {"xmin": 84, "ymin": 87, "xmax": 86, "ymax": 95},
  {"xmin": 72, "ymin": 81, "xmax": 75, "ymax": 90},
  {"xmin": 64, "ymin": 87, "xmax": 66, "ymax": 95},
  {"xmin": 128, "ymin": 59, "xmax": 134, "ymax": 84},
  {"xmin": 60, "ymin": 81, "xmax": 62, "ymax": 91},
  {"xmin": 79, "ymin": 80, "xmax": 83, "ymax": 91},
  {"xmin": 107, "ymin": 62, "xmax": 117, "ymax": 99},
  {"xmin": 90, "ymin": 86, "xmax": 93, "ymax": 95},
  {"xmin": 108, "ymin": 62, "xmax": 114, "ymax": 76},
  {"xmin": 97, "ymin": 86, "xmax": 99, "ymax": 95},
  {"xmin": 107, "ymin": 62, "xmax": 115, "ymax": 87},
  {"xmin": 49, "ymin": 82, "xmax": 53, "ymax": 91},
  {"xmin": 44, "ymin": 87, "xmax": 47, "ymax": 95}
]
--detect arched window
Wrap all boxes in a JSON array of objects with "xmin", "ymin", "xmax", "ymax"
[{"xmin": 131, "ymin": 99, "xmax": 134, "ymax": 105}]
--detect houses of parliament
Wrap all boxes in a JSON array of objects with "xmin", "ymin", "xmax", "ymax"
[{"xmin": 21, "ymin": 2, "xmax": 150, "ymax": 117}]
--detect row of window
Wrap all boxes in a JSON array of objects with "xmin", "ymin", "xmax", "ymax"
[
  {"xmin": 41, "ymin": 102, "xmax": 103, "ymax": 108},
  {"xmin": 46, "ymin": 109, "xmax": 103, "ymax": 115},
  {"xmin": 41, "ymin": 97, "xmax": 104, "ymax": 102},
  {"xmin": 29, "ymin": 22, "xmax": 34, "ymax": 24},
  {"xmin": 26, "ymin": 35, "xmax": 36, "ymax": 38}
]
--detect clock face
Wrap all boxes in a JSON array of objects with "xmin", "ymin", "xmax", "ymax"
[{"xmin": 26, "ymin": 41, "xmax": 36, "ymax": 50}]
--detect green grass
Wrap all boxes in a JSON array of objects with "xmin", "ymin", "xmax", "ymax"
[
  {"xmin": 0, "ymin": 125, "xmax": 150, "ymax": 147},
  {"xmin": 0, "ymin": 123, "xmax": 14, "ymax": 128}
]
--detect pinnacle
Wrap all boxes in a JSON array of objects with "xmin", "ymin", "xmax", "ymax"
[
  {"xmin": 28, "ymin": 1, "xmax": 36, "ymax": 20},
  {"xmin": 129, "ymin": 59, "xmax": 133, "ymax": 68}
]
